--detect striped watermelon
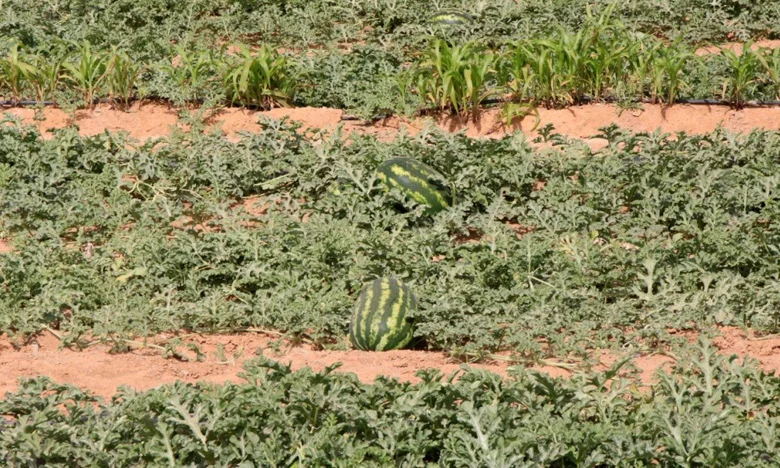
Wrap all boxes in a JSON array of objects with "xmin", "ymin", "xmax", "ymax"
[
  {"xmin": 428, "ymin": 11, "xmax": 474, "ymax": 26},
  {"xmin": 349, "ymin": 277, "xmax": 417, "ymax": 351},
  {"xmin": 376, "ymin": 158, "xmax": 451, "ymax": 214}
]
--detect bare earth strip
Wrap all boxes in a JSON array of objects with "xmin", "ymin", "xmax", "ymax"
[
  {"xmin": 1, "ymin": 328, "xmax": 779, "ymax": 400},
  {"xmin": 7, "ymin": 102, "xmax": 780, "ymax": 151}
]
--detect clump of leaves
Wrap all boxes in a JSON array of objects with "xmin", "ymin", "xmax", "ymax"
[
  {"xmin": 155, "ymin": 45, "xmax": 224, "ymax": 105},
  {"xmin": 413, "ymin": 39, "xmax": 496, "ymax": 121},
  {"xmin": 223, "ymin": 44, "xmax": 294, "ymax": 109},
  {"xmin": 62, "ymin": 41, "xmax": 110, "ymax": 108},
  {"xmin": 105, "ymin": 47, "xmax": 145, "ymax": 109}
]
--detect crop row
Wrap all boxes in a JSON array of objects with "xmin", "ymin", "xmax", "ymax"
[
  {"xmin": 2, "ymin": 341, "xmax": 780, "ymax": 465},
  {"xmin": 4, "ymin": 14, "xmax": 780, "ymax": 119},
  {"xmin": 1, "ymin": 117, "xmax": 778, "ymax": 358},
  {"xmin": 5, "ymin": 0, "xmax": 780, "ymax": 57},
  {"xmin": 0, "ymin": 41, "xmax": 292, "ymax": 110}
]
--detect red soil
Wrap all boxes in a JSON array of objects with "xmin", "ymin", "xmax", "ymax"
[
  {"xmin": 8, "ymin": 102, "xmax": 780, "ymax": 153},
  {"xmin": 695, "ymin": 39, "xmax": 780, "ymax": 56},
  {"xmin": 1, "ymin": 327, "xmax": 778, "ymax": 400}
]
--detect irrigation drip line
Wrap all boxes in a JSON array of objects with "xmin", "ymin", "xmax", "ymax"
[{"xmin": 1, "ymin": 100, "xmax": 56, "ymax": 107}]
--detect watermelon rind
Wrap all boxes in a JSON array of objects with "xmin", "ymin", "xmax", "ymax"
[
  {"xmin": 349, "ymin": 277, "xmax": 417, "ymax": 352},
  {"xmin": 376, "ymin": 157, "xmax": 451, "ymax": 214},
  {"xmin": 428, "ymin": 11, "xmax": 474, "ymax": 26}
]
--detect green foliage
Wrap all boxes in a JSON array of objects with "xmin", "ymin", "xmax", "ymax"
[
  {"xmin": 717, "ymin": 41, "xmax": 763, "ymax": 108},
  {"xmin": 1, "ymin": 119, "xmax": 779, "ymax": 356},
  {"xmin": 223, "ymin": 45, "xmax": 294, "ymax": 109},
  {"xmin": 62, "ymin": 41, "xmax": 110, "ymax": 108},
  {"xmin": 756, "ymin": 46, "xmax": 780, "ymax": 99},
  {"xmin": 106, "ymin": 47, "xmax": 145, "ymax": 109},
  {"xmin": 153, "ymin": 45, "xmax": 224, "ymax": 105},
  {"xmin": 294, "ymin": 45, "xmax": 409, "ymax": 119},
  {"xmin": 0, "ymin": 43, "xmax": 36, "ymax": 102},
  {"xmin": 2, "ymin": 342, "xmax": 780, "ymax": 465},
  {"xmin": 413, "ymin": 39, "xmax": 495, "ymax": 120},
  {"xmin": 645, "ymin": 39, "xmax": 699, "ymax": 105},
  {"xmin": 3, "ymin": 1, "xmax": 780, "ymax": 114}
]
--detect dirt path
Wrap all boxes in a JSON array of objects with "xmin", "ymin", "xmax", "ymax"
[
  {"xmin": 1, "ymin": 328, "xmax": 779, "ymax": 400},
  {"xmin": 6, "ymin": 102, "xmax": 780, "ymax": 151}
]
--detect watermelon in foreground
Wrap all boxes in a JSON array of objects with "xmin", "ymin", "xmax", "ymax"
[
  {"xmin": 376, "ymin": 158, "xmax": 451, "ymax": 214},
  {"xmin": 349, "ymin": 277, "xmax": 417, "ymax": 351}
]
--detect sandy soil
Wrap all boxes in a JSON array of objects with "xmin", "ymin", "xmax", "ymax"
[
  {"xmin": 695, "ymin": 39, "xmax": 780, "ymax": 55},
  {"xmin": 1, "ymin": 327, "xmax": 778, "ymax": 400},
  {"xmin": 7, "ymin": 102, "xmax": 780, "ymax": 153},
  {"xmin": 0, "ymin": 332, "xmax": 539, "ymax": 400}
]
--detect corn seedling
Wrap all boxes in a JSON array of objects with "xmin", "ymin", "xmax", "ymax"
[
  {"xmin": 580, "ymin": 29, "xmax": 637, "ymax": 101},
  {"xmin": 0, "ymin": 43, "xmax": 37, "ymax": 102},
  {"xmin": 161, "ymin": 45, "xmax": 222, "ymax": 104},
  {"xmin": 718, "ymin": 41, "xmax": 762, "ymax": 109},
  {"xmin": 26, "ymin": 53, "xmax": 64, "ymax": 103},
  {"xmin": 414, "ymin": 39, "xmax": 495, "ymax": 121},
  {"xmin": 756, "ymin": 46, "xmax": 780, "ymax": 100},
  {"xmin": 106, "ymin": 47, "xmax": 145, "ymax": 109},
  {"xmin": 647, "ymin": 39, "xmax": 697, "ymax": 105},
  {"xmin": 223, "ymin": 45, "xmax": 293, "ymax": 109},
  {"xmin": 622, "ymin": 35, "xmax": 664, "ymax": 100},
  {"xmin": 501, "ymin": 101, "xmax": 540, "ymax": 130},
  {"xmin": 62, "ymin": 41, "xmax": 110, "ymax": 108}
]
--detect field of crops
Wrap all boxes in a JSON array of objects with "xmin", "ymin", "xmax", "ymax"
[
  {"xmin": 4, "ymin": 1, "xmax": 780, "ymax": 119},
  {"xmin": 3, "ymin": 1, "xmax": 780, "ymax": 466}
]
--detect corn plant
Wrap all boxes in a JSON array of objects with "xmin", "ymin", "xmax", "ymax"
[
  {"xmin": 496, "ymin": 45, "xmax": 534, "ymax": 103},
  {"xmin": 495, "ymin": 47, "xmax": 540, "ymax": 128},
  {"xmin": 500, "ymin": 101, "xmax": 540, "ymax": 130},
  {"xmin": 718, "ymin": 41, "xmax": 762, "ymax": 109},
  {"xmin": 647, "ymin": 39, "xmax": 697, "ymax": 105},
  {"xmin": 106, "ymin": 47, "xmax": 145, "ymax": 109},
  {"xmin": 222, "ymin": 45, "xmax": 293, "ymax": 109},
  {"xmin": 525, "ymin": 34, "xmax": 584, "ymax": 106},
  {"xmin": 62, "ymin": 41, "xmax": 110, "ymax": 108},
  {"xmin": 413, "ymin": 39, "xmax": 495, "ymax": 121},
  {"xmin": 501, "ymin": 3, "xmax": 625, "ymax": 106},
  {"xmin": 590, "ymin": 8, "xmax": 647, "ymax": 100},
  {"xmin": 619, "ymin": 35, "xmax": 663, "ymax": 100},
  {"xmin": 756, "ymin": 46, "xmax": 780, "ymax": 100},
  {"xmin": 25, "ymin": 53, "xmax": 64, "ymax": 103},
  {"xmin": 0, "ymin": 43, "xmax": 37, "ymax": 102},
  {"xmin": 500, "ymin": 24, "xmax": 605, "ymax": 107},
  {"xmin": 580, "ymin": 29, "xmax": 639, "ymax": 101},
  {"xmin": 160, "ymin": 45, "xmax": 223, "ymax": 104}
]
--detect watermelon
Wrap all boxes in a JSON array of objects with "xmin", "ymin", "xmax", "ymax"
[
  {"xmin": 376, "ymin": 158, "xmax": 451, "ymax": 214},
  {"xmin": 428, "ymin": 11, "xmax": 474, "ymax": 26},
  {"xmin": 349, "ymin": 277, "xmax": 417, "ymax": 351}
]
